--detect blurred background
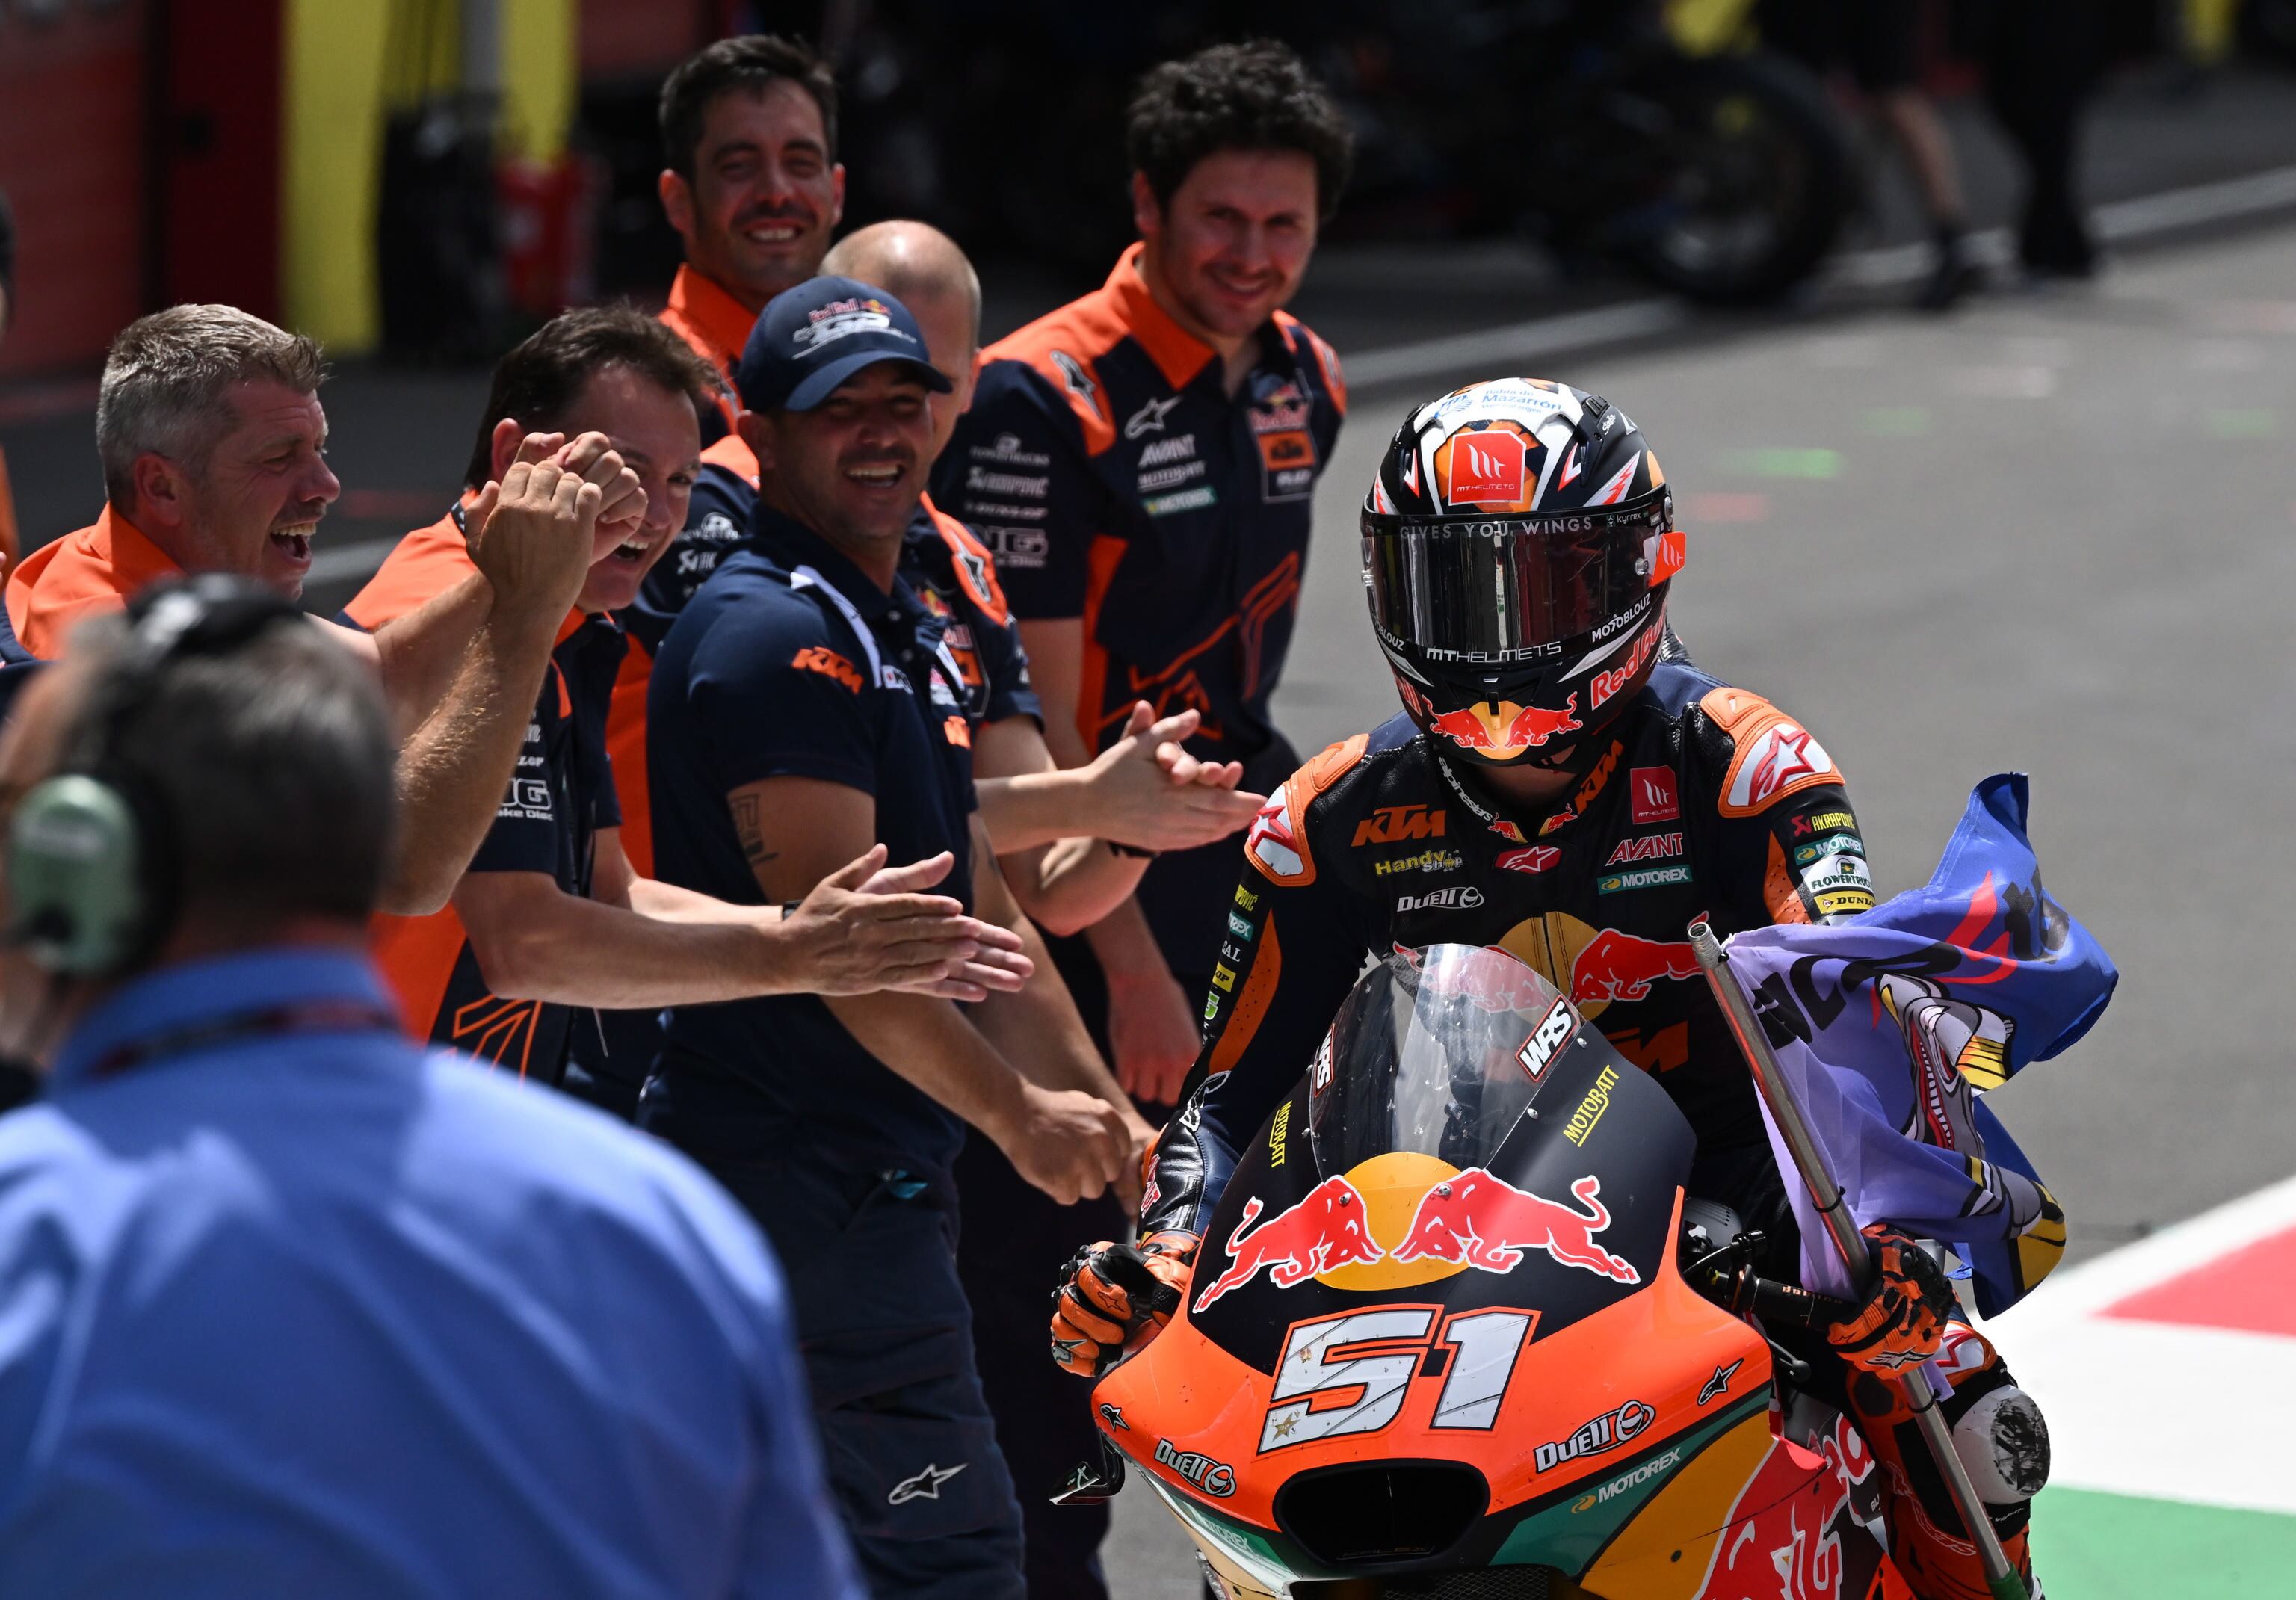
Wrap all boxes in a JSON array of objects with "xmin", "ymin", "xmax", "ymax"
[{"xmin": 4, "ymin": 2, "xmax": 2294, "ymax": 1596}]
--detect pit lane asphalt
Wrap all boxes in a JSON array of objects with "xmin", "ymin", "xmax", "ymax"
[{"xmin": 1106, "ymin": 215, "xmax": 2296, "ymax": 1599}]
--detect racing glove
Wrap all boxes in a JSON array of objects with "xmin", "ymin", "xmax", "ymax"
[
  {"xmin": 1049, "ymin": 1231, "xmax": 1200, "ymax": 1379},
  {"xmin": 1824, "ymin": 1224, "xmax": 1956, "ymax": 1375}
]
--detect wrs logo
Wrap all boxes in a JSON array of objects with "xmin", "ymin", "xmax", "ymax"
[{"xmin": 1354, "ymin": 805, "xmax": 1447, "ymax": 846}]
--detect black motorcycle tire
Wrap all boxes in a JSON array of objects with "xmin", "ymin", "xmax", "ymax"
[{"xmin": 1619, "ymin": 51, "xmax": 1853, "ymax": 306}]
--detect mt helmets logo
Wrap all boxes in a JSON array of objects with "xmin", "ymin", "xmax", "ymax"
[{"xmin": 1439, "ymin": 427, "xmax": 1528, "ymax": 506}]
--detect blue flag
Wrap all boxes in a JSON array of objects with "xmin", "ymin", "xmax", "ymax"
[{"xmin": 1721, "ymin": 774, "xmax": 2116, "ymax": 1317}]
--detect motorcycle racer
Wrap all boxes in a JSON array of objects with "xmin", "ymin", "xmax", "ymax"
[{"xmin": 1053, "ymin": 379, "xmax": 2050, "ymax": 1600}]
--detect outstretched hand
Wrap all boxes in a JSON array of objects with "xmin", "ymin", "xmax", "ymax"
[
  {"xmin": 1077, "ymin": 702, "xmax": 1264, "ymax": 853},
  {"xmin": 781, "ymin": 847, "xmax": 1034, "ymax": 1002}
]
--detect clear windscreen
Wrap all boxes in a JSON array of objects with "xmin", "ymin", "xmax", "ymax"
[{"xmin": 1307, "ymin": 945, "xmax": 1579, "ymax": 1177}]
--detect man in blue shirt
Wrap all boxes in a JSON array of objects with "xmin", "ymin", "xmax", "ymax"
[
  {"xmin": 0, "ymin": 565, "xmax": 862, "ymax": 1599},
  {"xmin": 643, "ymin": 280, "xmax": 1145, "ymax": 1600}
]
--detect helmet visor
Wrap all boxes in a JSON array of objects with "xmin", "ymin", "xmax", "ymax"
[{"xmin": 1362, "ymin": 498, "xmax": 1670, "ymax": 661}]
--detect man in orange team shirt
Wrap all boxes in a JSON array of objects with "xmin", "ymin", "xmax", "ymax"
[
  {"xmin": 4, "ymin": 303, "xmax": 618, "ymax": 918},
  {"xmin": 346, "ymin": 306, "xmax": 1027, "ymax": 1104},
  {"xmin": 656, "ymin": 34, "xmax": 844, "ymax": 447}
]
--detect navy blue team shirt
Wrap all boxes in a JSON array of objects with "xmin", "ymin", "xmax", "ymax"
[{"xmin": 643, "ymin": 504, "xmax": 982, "ymax": 1173}]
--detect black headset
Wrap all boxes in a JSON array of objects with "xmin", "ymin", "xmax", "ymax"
[{"xmin": 5, "ymin": 575, "xmax": 303, "ymax": 977}]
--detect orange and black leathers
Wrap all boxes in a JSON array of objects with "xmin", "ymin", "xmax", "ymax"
[
  {"xmin": 346, "ymin": 505, "xmax": 626, "ymax": 1085},
  {"xmin": 937, "ymin": 244, "xmax": 1345, "ymax": 979},
  {"xmin": 1141, "ymin": 661, "xmax": 1871, "ymax": 1247}
]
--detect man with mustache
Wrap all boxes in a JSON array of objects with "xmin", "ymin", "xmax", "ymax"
[
  {"xmin": 656, "ymin": 34, "xmax": 843, "ymax": 443},
  {"xmin": 4, "ymin": 303, "xmax": 604, "ymax": 920},
  {"xmin": 643, "ymin": 279, "xmax": 1145, "ymax": 1599},
  {"xmin": 346, "ymin": 306, "xmax": 1025, "ymax": 1096}
]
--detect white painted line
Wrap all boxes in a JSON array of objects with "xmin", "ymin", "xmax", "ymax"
[
  {"xmin": 1990, "ymin": 1171, "xmax": 2296, "ymax": 1332},
  {"xmin": 1342, "ymin": 159, "xmax": 2296, "ymax": 394},
  {"xmin": 2095, "ymin": 162, "xmax": 2296, "ymax": 242},
  {"xmin": 1972, "ymin": 1173, "xmax": 2296, "ymax": 1516},
  {"xmin": 1341, "ymin": 299, "xmax": 1691, "ymax": 390}
]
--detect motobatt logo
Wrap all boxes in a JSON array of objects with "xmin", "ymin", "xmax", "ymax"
[
  {"xmin": 1392, "ymin": 1170, "xmax": 1639, "ymax": 1283},
  {"xmin": 1354, "ymin": 805, "xmax": 1447, "ymax": 846},
  {"xmin": 1193, "ymin": 1176, "xmax": 1383, "ymax": 1312},
  {"xmin": 1375, "ymin": 849, "xmax": 1463, "ymax": 877},
  {"xmin": 1515, "ymin": 998, "xmax": 1577, "ymax": 1083},
  {"xmin": 1152, "ymin": 1439, "xmax": 1236, "ymax": 1498},
  {"xmin": 1604, "ymin": 833, "xmax": 1682, "ymax": 865},
  {"xmin": 1498, "ymin": 844, "xmax": 1561, "ymax": 874},
  {"xmin": 791, "ymin": 646, "xmax": 864, "ymax": 693},
  {"xmin": 1439, "ymin": 427, "xmax": 1528, "ymax": 505},
  {"xmin": 1535, "ymin": 1400, "xmax": 1655, "ymax": 1472},
  {"xmin": 1396, "ymin": 886, "xmax": 1484, "ymax": 913},
  {"xmin": 1564, "ymin": 1066, "xmax": 1619, "ymax": 1147}
]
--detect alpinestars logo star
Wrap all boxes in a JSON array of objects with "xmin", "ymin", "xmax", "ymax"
[
  {"xmin": 1125, "ymin": 393, "xmax": 1182, "ymax": 439},
  {"xmin": 889, "ymin": 1462, "xmax": 969, "ymax": 1504},
  {"xmin": 1697, "ymin": 1359, "xmax": 1743, "ymax": 1406}
]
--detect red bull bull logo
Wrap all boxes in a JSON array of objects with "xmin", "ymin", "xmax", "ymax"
[
  {"xmin": 1569, "ymin": 929, "xmax": 1703, "ymax": 1005},
  {"xmin": 1193, "ymin": 1176, "xmax": 1386, "ymax": 1312},
  {"xmin": 1391, "ymin": 1170, "xmax": 1640, "ymax": 1283},
  {"xmin": 1425, "ymin": 694, "xmax": 1583, "ymax": 758}
]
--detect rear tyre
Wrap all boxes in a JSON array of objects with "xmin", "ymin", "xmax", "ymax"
[{"xmin": 1620, "ymin": 52, "xmax": 1853, "ymax": 306}]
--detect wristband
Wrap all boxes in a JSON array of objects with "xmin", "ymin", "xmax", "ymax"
[{"xmin": 781, "ymin": 899, "xmax": 803, "ymax": 920}]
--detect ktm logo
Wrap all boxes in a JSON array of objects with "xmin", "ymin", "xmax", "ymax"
[
  {"xmin": 791, "ymin": 646, "xmax": 863, "ymax": 693},
  {"xmin": 1353, "ymin": 805, "xmax": 1446, "ymax": 846}
]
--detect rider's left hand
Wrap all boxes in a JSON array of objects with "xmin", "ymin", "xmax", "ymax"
[
  {"xmin": 1049, "ymin": 1232, "xmax": 1198, "ymax": 1379},
  {"xmin": 1824, "ymin": 1223, "xmax": 1955, "ymax": 1375}
]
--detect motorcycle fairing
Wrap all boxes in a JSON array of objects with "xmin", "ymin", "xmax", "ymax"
[{"xmin": 1186, "ymin": 1030, "xmax": 1694, "ymax": 1369}]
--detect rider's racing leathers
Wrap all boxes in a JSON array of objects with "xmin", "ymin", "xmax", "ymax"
[{"xmin": 1141, "ymin": 661, "xmax": 2046, "ymax": 1600}]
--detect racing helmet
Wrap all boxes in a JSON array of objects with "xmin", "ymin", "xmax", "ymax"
[{"xmin": 1361, "ymin": 378, "xmax": 1682, "ymax": 767}]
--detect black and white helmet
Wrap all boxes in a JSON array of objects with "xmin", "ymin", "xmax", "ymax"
[{"xmin": 1360, "ymin": 377, "xmax": 1682, "ymax": 767}]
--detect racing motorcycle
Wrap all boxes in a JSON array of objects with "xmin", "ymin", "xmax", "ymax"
[{"xmin": 1073, "ymin": 944, "xmax": 1907, "ymax": 1599}]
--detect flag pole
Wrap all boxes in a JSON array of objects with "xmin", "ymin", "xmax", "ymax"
[{"xmin": 1688, "ymin": 919, "xmax": 2028, "ymax": 1600}]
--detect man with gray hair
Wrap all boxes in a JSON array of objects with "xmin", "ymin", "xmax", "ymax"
[
  {"xmin": 0, "ymin": 571, "xmax": 864, "ymax": 1598},
  {"xmin": 5, "ymin": 303, "xmax": 627, "ymax": 917}
]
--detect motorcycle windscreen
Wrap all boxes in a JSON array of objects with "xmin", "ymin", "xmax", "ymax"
[{"xmin": 1188, "ymin": 943, "xmax": 1697, "ymax": 1374}]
